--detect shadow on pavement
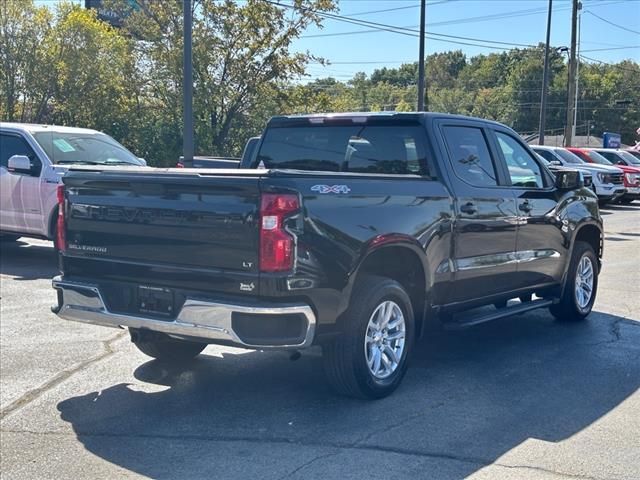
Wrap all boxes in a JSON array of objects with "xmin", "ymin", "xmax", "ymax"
[
  {"xmin": 0, "ymin": 238, "xmax": 58, "ymax": 281},
  {"xmin": 57, "ymin": 310, "xmax": 640, "ymax": 479}
]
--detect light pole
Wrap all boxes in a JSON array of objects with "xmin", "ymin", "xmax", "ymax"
[{"xmin": 183, "ymin": 0, "xmax": 194, "ymax": 167}]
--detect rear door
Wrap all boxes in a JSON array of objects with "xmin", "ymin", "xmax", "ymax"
[
  {"xmin": 490, "ymin": 128, "xmax": 566, "ymax": 289},
  {"xmin": 437, "ymin": 121, "xmax": 519, "ymax": 304}
]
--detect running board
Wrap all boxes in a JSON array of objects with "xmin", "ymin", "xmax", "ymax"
[{"xmin": 444, "ymin": 299, "xmax": 554, "ymax": 330}]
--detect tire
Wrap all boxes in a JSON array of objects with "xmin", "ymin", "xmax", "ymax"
[
  {"xmin": 322, "ymin": 275, "xmax": 415, "ymax": 399},
  {"xmin": 131, "ymin": 329, "xmax": 207, "ymax": 362},
  {"xmin": 550, "ymin": 241, "xmax": 598, "ymax": 322},
  {"xmin": 620, "ymin": 198, "xmax": 633, "ymax": 205}
]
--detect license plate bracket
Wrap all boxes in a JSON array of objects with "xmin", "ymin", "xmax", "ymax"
[{"xmin": 138, "ymin": 285, "xmax": 174, "ymax": 317}]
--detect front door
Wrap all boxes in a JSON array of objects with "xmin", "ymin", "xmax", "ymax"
[
  {"xmin": 0, "ymin": 133, "xmax": 43, "ymax": 235},
  {"xmin": 438, "ymin": 122, "xmax": 519, "ymax": 304},
  {"xmin": 491, "ymin": 129, "xmax": 566, "ymax": 289}
]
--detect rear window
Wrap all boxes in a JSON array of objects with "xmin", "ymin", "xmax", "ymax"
[{"xmin": 256, "ymin": 125, "xmax": 430, "ymax": 176}]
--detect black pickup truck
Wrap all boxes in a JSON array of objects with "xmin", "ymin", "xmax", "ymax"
[{"xmin": 52, "ymin": 112, "xmax": 603, "ymax": 399}]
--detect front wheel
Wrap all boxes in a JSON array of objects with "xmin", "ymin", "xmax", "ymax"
[
  {"xmin": 130, "ymin": 329, "xmax": 207, "ymax": 362},
  {"xmin": 322, "ymin": 275, "xmax": 414, "ymax": 399},
  {"xmin": 550, "ymin": 241, "xmax": 598, "ymax": 322}
]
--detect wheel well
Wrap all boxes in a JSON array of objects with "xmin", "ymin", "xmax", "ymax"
[
  {"xmin": 358, "ymin": 246, "xmax": 427, "ymax": 333},
  {"xmin": 575, "ymin": 224, "xmax": 602, "ymax": 261}
]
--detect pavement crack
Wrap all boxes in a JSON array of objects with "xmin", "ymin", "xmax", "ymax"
[
  {"xmin": 276, "ymin": 451, "xmax": 340, "ymax": 479},
  {"xmin": 0, "ymin": 331, "xmax": 125, "ymax": 420},
  {"xmin": 495, "ymin": 462, "xmax": 616, "ymax": 480},
  {"xmin": 0, "ymin": 429, "xmax": 622, "ymax": 480},
  {"xmin": 352, "ymin": 402, "xmax": 445, "ymax": 447}
]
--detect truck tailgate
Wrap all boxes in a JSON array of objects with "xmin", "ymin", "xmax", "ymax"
[{"xmin": 62, "ymin": 169, "xmax": 261, "ymax": 275}]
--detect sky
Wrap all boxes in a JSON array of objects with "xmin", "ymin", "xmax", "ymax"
[
  {"xmin": 295, "ymin": 0, "xmax": 640, "ymax": 81},
  {"xmin": 35, "ymin": 0, "xmax": 640, "ymax": 82}
]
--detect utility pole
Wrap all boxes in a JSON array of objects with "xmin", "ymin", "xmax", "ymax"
[
  {"xmin": 417, "ymin": 0, "xmax": 426, "ymax": 111},
  {"xmin": 538, "ymin": 0, "xmax": 553, "ymax": 145},
  {"xmin": 183, "ymin": 0, "xmax": 194, "ymax": 167},
  {"xmin": 572, "ymin": 3, "xmax": 582, "ymax": 141},
  {"xmin": 564, "ymin": 0, "xmax": 579, "ymax": 147}
]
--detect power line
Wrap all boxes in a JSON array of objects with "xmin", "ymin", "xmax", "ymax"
[
  {"xmin": 345, "ymin": 1, "xmax": 457, "ymax": 17},
  {"xmin": 580, "ymin": 55, "xmax": 640, "ymax": 73},
  {"xmin": 271, "ymin": 1, "xmax": 539, "ymax": 51},
  {"xmin": 584, "ymin": 10, "xmax": 640, "ymax": 35},
  {"xmin": 581, "ymin": 45, "xmax": 640, "ymax": 53}
]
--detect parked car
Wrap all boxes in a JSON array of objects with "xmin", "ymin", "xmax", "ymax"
[
  {"xmin": 566, "ymin": 147, "xmax": 626, "ymax": 204},
  {"xmin": 0, "ymin": 123, "xmax": 146, "ymax": 243},
  {"xmin": 586, "ymin": 149, "xmax": 640, "ymax": 204},
  {"xmin": 625, "ymin": 149, "xmax": 640, "ymax": 162},
  {"xmin": 52, "ymin": 112, "xmax": 602, "ymax": 399},
  {"xmin": 239, "ymin": 136, "xmax": 261, "ymax": 168},
  {"xmin": 535, "ymin": 153, "xmax": 593, "ymax": 191},
  {"xmin": 176, "ymin": 156, "xmax": 240, "ymax": 168},
  {"xmin": 176, "ymin": 137, "xmax": 262, "ymax": 170},
  {"xmin": 531, "ymin": 146, "xmax": 595, "ymax": 192}
]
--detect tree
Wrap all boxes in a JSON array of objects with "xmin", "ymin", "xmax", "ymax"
[
  {"xmin": 111, "ymin": 0, "xmax": 336, "ymax": 161},
  {"xmin": 0, "ymin": 0, "xmax": 53, "ymax": 121}
]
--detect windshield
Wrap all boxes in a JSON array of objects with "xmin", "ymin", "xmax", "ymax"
[
  {"xmin": 618, "ymin": 150, "xmax": 640, "ymax": 165},
  {"xmin": 585, "ymin": 150, "xmax": 613, "ymax": 165},
  {"xmin": 626, "ymin": 150, "xmax": 640, "ymax": 162},
  {"xmin": 556, "ymin": 149, "xmax": 584, "ymax": 164},
  {"xmin": 33, "ymin": 131, "xmax": 143, "ymax": 166}
]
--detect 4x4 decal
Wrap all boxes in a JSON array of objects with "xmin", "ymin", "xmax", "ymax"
[{"xmin": 311, "ymin": 184, "xmax": 351, "ymax": 194}]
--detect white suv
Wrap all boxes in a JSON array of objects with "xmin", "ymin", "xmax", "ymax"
[
  {"xmin": 531, "ymin": 145, "xmax": 625, "ymax": 204},
  {"xmin": 0, "ymin": 123, "xmax": 145, "ymax": 242}
]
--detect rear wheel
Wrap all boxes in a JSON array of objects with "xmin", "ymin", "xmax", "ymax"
[
  {"xmin": 322, "ymin": 275, "xmax": 414, "ymax": 399},
  {"xmin": 550, "ymin": 241, "xmax": 598, "ymax": 322},
  {"xmin": 130, "ymin": 329, "xmax": 206, "ymax": 362}
]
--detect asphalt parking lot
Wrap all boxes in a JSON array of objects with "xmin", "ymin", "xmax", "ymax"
[{"xmin": 1, "ymin": 204, "xmax": 639, "ymax": 480}]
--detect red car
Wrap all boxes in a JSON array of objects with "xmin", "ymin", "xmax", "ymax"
[
  {"xmin": 567, "ymin": 147, "xmax": 628, "ymax": 204},
  {"xmin": 590, "ymin": 148, "xmax": 640, "ymax": 204}
]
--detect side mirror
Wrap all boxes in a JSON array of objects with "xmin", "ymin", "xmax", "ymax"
[
  {"xmin": 549, "ymin": 160, "xmax": 562, "ymax": 166},
  {"xmin": 7, "ymin": 155, "xmax": 32, "ymax": 174},
  {"xmin": 555, "ymin": 169, "xmax": 583, "ymax": 190}
]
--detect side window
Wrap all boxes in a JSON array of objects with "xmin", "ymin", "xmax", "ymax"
[
  {"xmin": 598, "ymin": 151, "xmax": 621, "ymax": 164},
  {"xmin": 0, "ymin": 134, "xmax": 38, "ymax": 170},
  {"xmin": 535, "ymin": 149, "xmax": 556, "ymax": 163},
  {"xmin": 442, "ymin": 126, "xmax": 497, "ymax": 187},
  {"xmin": 495, "ymin": 132, "xmax": 545, "ymax": 188}
]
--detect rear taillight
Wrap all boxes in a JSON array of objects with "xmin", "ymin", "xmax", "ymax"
[
  {"xmin": 56, "ymin": 185, "xmax": 66, "ymax": 252},
  {"xmin": 260, "ymin": 193, "xmax": 299, "ymax": 272}
]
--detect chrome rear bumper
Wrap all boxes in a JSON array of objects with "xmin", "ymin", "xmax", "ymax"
[{"xmin": 52, "ymin": 276, "xmax": 316, "ymax": 349}]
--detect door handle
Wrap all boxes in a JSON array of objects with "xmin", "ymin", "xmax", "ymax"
[
  {"xmin": 460, "ymin": 202, "xmax": 477, "ymax": 215},
  {"xmin": 519, "ymin": 201, "xmax": 533, "ymax": 213}
]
